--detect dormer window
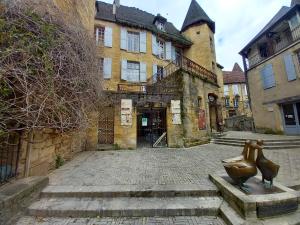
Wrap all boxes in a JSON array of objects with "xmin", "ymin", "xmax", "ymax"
[
  {"xmin": 153, "ymin": 14, "xmax": 167, "ymax": 32},
  {"xmin": 156, "ymin": 22, "xmax": 165, "ymax": 31},
  {"xmin": 289, "ymin": 13, "xmax": 300, "ymax": 30}
]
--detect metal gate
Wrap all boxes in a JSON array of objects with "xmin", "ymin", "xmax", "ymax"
[
  {"xmin": 0, "ymin": 132, "xmax": 20, "ymax": 185},
  {"xmin": 98, "ymin": 107, "xmax": 114, "ymax": 144}
]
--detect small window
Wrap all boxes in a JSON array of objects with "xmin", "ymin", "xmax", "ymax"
[
  {"xmin": 212, "ymin": 62, "xmax": 216, "ymax": 71},
  {"xmin": 157, "ymin": 39, "xmax": 165, "ymax": 59},
  {"xmin": 156, "ymin": 22, "xmax": 165, "ymax": 31},
  {"xmin": 224, "ymin": 85, "xmax": 229, "ymax": 96},
  {"xmin": 127, "ymin": 61, "xmax": 140, "ymax": 82},
  {"xmin": 197, "ymin": 97, "xmax": 202, "ymax": 108},
  {"xmin": 233, "ymin": 98, "xmax": 239, "ymax": 108},
  {"xmin": 95, "ymin": 26, "xmax": 105, "ymax": 46},
  {"xmin": 225, "ymin": 98, "xmax": 230, "ymax": 108},
  {"xmin": 210, "ymin": 37, "xmax": 214, "ymax": 52},
  {"xmin": 127, "ymin": 31, "xmax": 140, "ymax": 52},
  {"xmin": 196, "ymin": 31, "xmax": 200, "ymax": 35}
]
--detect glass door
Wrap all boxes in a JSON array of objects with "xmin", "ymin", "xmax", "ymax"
[{"xmin": 282, "ymin": 103, "xmax": 300, "ymax": 135}]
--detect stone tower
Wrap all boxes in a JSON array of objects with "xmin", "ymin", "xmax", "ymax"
[{"xmin": 182, "ymin": 0, "xmax": 216, "ymax": 72}]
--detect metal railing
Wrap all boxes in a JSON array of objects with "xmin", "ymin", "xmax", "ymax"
[
  {"xmin": 118, "ymin": 55, "xmax": 218, "ymax": 93},
  {"xmin": 0, "ymin": 132, "xmax": 20, "ymax": 185},
  {"xmin": 248, "ymin": 24, "xmax": 300, "ymax": 68}
]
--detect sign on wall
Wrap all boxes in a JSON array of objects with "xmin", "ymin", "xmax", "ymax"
[
  {"xmin": 121, "ymin": 99, "xmax": 132, "ymax": 126},
  {"xmin": 171, "ymin": 100, "xmax": 182, "ymax": 125},
  {"xmin": 198, "ymin": 109, "xmax": 206, "ymax": 130}
]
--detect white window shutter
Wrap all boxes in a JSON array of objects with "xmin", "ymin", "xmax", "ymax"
[
  {"xmin": 152, "ymin": 64, "xmax": 157, "ymax": 82},
  {"xmin": 121, "ymin": 60, "xmax": 127, "ymax": 80},
  {"xmin": 165, "ymin": 42, "xmax": 172, "ymax": 60},
  {"xmin": 261, "ymin": 64, "xmax": 276, "ymax": 89},
  {"xmin": 103, "ymin": 58, "xmax": 112, "ymax": 79},
  {"xmin": 96, "ymin": 28, "xmax": 99, "ymax": 46},
  {"xmin": 283, "ymin": 54, "xmax": 297, "ymax": 81},
  {"xmin": 140, "ymin": 62, "xmax": 147, "ymax": 82},
  {"xmin": 120, "ymin": 27, "xmax": 127, "ymax": 50},
  {"xmin": 171, "ymin": 45, "xmax": 176, "ymax": 61},
  {"xmin": 152, "ymin": 34, "xmax": 158, "ymax": 55},
  {"xmin": 104, "ymin": 27, "xmax": 113, "ymax": 47},
  {"xmin": 140, "ymin": 31, "xmax": 147, "ymax": 53}
]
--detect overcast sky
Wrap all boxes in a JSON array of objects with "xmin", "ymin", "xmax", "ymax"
[{"xmin": 98, "ymin": 0, "xmax": 291, "ymax": 71}]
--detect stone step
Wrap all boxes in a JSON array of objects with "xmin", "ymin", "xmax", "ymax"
[
  {"xmin": 96, "ymin": 144, "xmax": 115, "ymax": 151},
  {"xmin": 16, "ymin": 216, "xmax": 227, "ymax": 225},
  {"xmin": 41, "ymin": 184, "xmax": 219, "ymax": 198},
  {"xmin": 28, "ymin": 196, "xmax": 222, "ymax": 218},
  {"xmin": 212, "ymin": 140, "xmax": 300, "ymax": 149},
  {"xmin": 212, "ymin": 138, "xmax": 300, "ymax": 145},
  {"xmin": 212, "ymin": 137, "xmax": 300, "ymax": 143}
]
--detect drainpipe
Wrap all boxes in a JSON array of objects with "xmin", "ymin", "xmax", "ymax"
[{"xmin": 242, "ymin": 54, "xmax": 256, "ymax": 132}]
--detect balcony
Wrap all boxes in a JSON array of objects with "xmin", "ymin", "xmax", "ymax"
[
  {"xmin": 117, "ymin": 55, "xmax": 218, "ymax": 94},
  {"xmin": 248, "ymin": 24, "xmax": 300, "ymax": 68}
]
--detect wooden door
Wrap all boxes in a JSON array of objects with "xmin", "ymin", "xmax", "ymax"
[{"xmin": 98, "ymin": 107, "xmax": 114, "ymax": 144}]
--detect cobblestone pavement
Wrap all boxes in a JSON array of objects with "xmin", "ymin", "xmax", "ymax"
[
  {"xmin": 17, "ymin": 216, "xmax": 225, "ymax": 225},
  {"xmin": 48, "ymin": 144, "xmax": 300, "ymax": 188}
]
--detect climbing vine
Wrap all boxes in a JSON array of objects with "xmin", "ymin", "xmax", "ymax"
[{"xmin": 0, "ymin": 0, "xmax": 102, "ymax": 135}]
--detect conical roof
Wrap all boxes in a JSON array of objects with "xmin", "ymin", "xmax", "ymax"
[
  {"xmin": 232, "ymin": 63, "xmax": 243, "ymax": 72},
  {"xmin": 181, "ymin": 0, "xmax": 215, "ymax": 32}
]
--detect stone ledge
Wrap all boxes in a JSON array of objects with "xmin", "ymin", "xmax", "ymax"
[
  {"xmin": 0, "ymin": 176, "xmax": 49, "ymax": 225},
  {"xmin": 209, "ymin": 174, "xmax": 299, "ymax": 220}
]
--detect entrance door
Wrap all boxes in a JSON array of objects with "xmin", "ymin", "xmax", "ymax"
[
  {"xmin": 137, "ymin": 108, "xmax": 167, "ymax": 148},
  {"xmin": 281, "ymin": 102, "xmax": 300, "ymax": 135},
  {"xmin": 98, "ymin": 107, "xmax": 114, "ymax": 144}
]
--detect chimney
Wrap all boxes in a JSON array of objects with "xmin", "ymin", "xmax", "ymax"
[
  {"xmin": 291, "ymin": 0, "xmax": 300, "ymax": 6},
  {"xmin": 113, "ymin": 0, "xmax": 120, "ymax": 15}
]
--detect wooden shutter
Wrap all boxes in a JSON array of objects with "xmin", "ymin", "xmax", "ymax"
[
  {"xmin": 103, "ymin": 58, "xmax": 112, "ymax": 79},
  {"xmin": 171, "ymin": 45, "xmax": 176, "ymax": 61},
  {"xmin": 152, "ymin": 64, "xmax": 157, "ymax": 82},
  {"xmin": 120, "ymin": 27, "xmax": 127, "ymax": 50},
  {"xmin": 140, "ymin": 62, "xmax": 147, "ymax": 82},
  {"xmin": 165, "ymin": 42, "xmax": 172, "ymax": 60},
  {"xmin": 284, "ymin": 54, "xmax": 297, "ymax": 81},
  {"xmin": 121, "ymin": 60, "xmax": 127, "ymax": 80},
  {"xmin": 152, "ymin": 34, "xmax": 158, "ymax": 55},
  {"xmin": 261, "ymin": 64, "xmax": 276, "ymax": 89},
  {"xmin": 95, "ymin": 28, "xmax": 99, "ymax": 46},
  {"xmin": 140, "ymin": 31, "xmax": 147, "ymax": 53},
  {"xmin": 104, "ymin": 27, "xmax": 113, "ymax": 47}
]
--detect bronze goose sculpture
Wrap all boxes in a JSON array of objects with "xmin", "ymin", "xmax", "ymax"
[
  {"xmin": 223, "ymin": 143, "xmax": 258, "ymax": 191},
  {"xmin": 222, "ymin": 140, "xmax": 251, "ymax": 164},
  {"xmin": 256, "ymin": 144, "xmax": 280, "ymax": 188}
]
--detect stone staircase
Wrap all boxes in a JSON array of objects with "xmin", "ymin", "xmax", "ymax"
[{"xmin": 211, "ymin": 137, "xmax": 300, "ymax": 149}]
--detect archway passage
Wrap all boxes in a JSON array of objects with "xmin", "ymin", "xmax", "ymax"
[
  {"xmin": 208, "ymin": 94, "xmax": 221, "ymax": 132},
  {"xmin": 137, "ymin": 107, "xmax": 167, "ymax": 148}
]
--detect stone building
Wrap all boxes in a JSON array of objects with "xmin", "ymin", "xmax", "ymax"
[
  {"xmin": 95, "ymin": 0, "xmax": 224, "ymax": 148},
  {"xmin": 223, "ymin": 63, "xmax": 252, "ymax": 118},
  {"xmin": 240, "ymin": 0, "xmax": 300, "ymax": 135}
]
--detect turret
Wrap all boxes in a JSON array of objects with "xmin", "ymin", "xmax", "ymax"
[{"xmin": 181, "ymin": 0, "xmax": 217, "ymax": 72}]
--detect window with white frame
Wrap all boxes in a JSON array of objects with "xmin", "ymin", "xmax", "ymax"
[
  {"xmin": 127, "ymin": 61, "xmax": 140, "ymax": 82},
  {"xmin": 127, "ymin": 31, "xmax": 140, "ymax": 52},
  {"xmin": 157, "ymin": 22, "xmax": 165, "ymax": 31},
  {"xmin": 157, "ymin": 39, "xmax": 165, "ymax": 59},
  {"xmin": 232, "ymin": 84, "xmax": 239, "ymax": 95},
  {"xmin": 225, "ymin": 98, "xmax": 230, "ymax": 108},
  {"xmin": 233, "ymin": 98, "xmax": 239, "ymax": 108},
  {"xmin": 95, "ymin": 27, "xmax": 105, "ymax": 46}
]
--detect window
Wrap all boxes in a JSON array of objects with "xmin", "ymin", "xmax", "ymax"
[
  {"xmin": 260, "ymin": 64, "xmax": 276, "ymax": 89},
  {"xmin": 259, "ymin": 43, "xmax": 269, "ymax": 58},
  {"xmin": 210, "ymin": 36, "xmax": 214, "ymax": 52},
  {"xmin": 289, "ymin": 14, "xmax": 300, "ymax": 30},
  {"xmin": 197, "ymin": 97, "xmax": 202, "ymax": 108},
  {"xmin": 156, "ymin": 22, "xmax": 165, "ymax": 31},
  {"xmin": 233, "ymin": 98, "xmax": 239, "ymax": 108},
  {"xmin": 284, "ymin": 54, "xmax": 297, "ymax": 81},
  {"xmin": 95, "ymin": 27, "xmax": 105, "ymax": 45},
  {"xmin": 127, "ymin": 61, "xmax": 140, "ymax": 82},
  {"xmin": 232, "ymin": 84, "xmax": 239, "ymax": 95},
  {"xmin": 224, "ymin": 85, "xmax": 229, "ymax": 96},
  {"xmin": 212, "ymin": 62, "xmax": 216, "ymax": 71},
  {"xmin": 225, "ymin": 98, "xmax": 230, "ymax": 108},
  {"xmin": 157, "ymin": 39, "xmax": 165, "ymax": 59},
  {"xmin": 127, "ymin": 31, "xmax": 140, "ymax": 52},
  {"xmin": 99, "ymin": 58, "xmax": 104, "ymax": 75},
  {"xmin": 243, "ymin": 85, "xmax": 248, "ymax": 96}
]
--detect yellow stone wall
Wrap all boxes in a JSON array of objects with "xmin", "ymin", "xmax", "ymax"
[
  {"xmin": 94, "ymin": 20, "xmax": 171, "ymax": 91},
  {"xmin": 53, "ymin": 0, "xmax": 95, "ymax": 33},
  {"xmin": 247, "ymin": 43, "xmax": 300, "ymax": 132},
  {"xmin": 182, "ymin": 24, "xmax": 217, "ymax": 72}
]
